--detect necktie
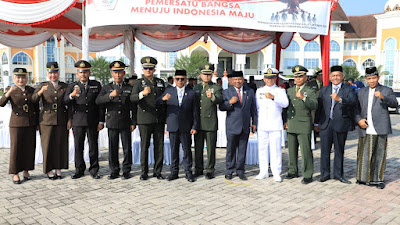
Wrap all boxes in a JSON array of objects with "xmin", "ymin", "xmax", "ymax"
[
  {"xmin": 296, "ymin": 86, "xmax": 300, "ymax": 92},
  {"xmin": 237, "ymin": 88, "xmax": 242, "ymax": 104},
  {"xmin": 53, "ymin": 82, "xmax": 58, "ymax": 89},
  {"xmin": 178, "ymin": 89, "xmax": 183, "ymax": 106},
  {"xmin": 83, "ymin": 83, "xmax": 87, "ymax": 91},
  {"xmin": 330, "ymin": 86, "xmax": 339, "ymax": 119}
]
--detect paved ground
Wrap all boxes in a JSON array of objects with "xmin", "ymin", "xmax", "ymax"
[{"xmin": 1, "ymin": 115, "xmax": 400, "ymax": 225}]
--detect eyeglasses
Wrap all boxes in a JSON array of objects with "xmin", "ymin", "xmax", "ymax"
[
  {"xmin": 175, "ymin": 78, "xmax": 185, "ymax": 81},
  {"xmin": 143, "ymin": 67, "xmax": 154, "ymax": 70}
]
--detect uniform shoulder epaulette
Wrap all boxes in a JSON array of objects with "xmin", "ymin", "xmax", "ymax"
[{"xmin": 4, "ymin": 86, "xmax": 11, "ymax": 93}]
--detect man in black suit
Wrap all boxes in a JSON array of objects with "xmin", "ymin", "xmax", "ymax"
[
  {"xmin": 315, "ymin": 65, "xmax": 357, "ymax": 184},
  {"xmin": 157, "ymin": 70, "xmax": 199, "ymax": 182},
  {"xmin": 219, "ymin": 71, "xmax": 258, "ymax": 180},
  {"xmin": 354, "ymin": 67, "xmax": 398, "ymax": 189},
  {"xmin": 64, "ymin": 60, "xmax": 105, "ymax": 179},
  {"xmin": 96, "ymin": 61, "xmax": 136, "ymax": 180}
]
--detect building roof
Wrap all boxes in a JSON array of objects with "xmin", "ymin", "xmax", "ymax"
[
  {"xmin": 342, "ymin": 14, "xmax": 378, "ymax": 39},
  {"xmin": 331, "ymin": 3, "xmax": 349, "ymax": 22}
]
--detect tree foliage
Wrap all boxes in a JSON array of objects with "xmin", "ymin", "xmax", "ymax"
[
  {"xmin": 174, "ymin": 52, "xmax": 208, "ymax": 79},
  {"xmin": 342, "ymin": 65, "xmax": 360, "ymax": 81},
  {"xmin": 89, "ymin": 56, "xmax": 111, "ymax": 85}
]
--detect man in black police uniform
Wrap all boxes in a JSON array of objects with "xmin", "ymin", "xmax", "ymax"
[
  {"xmin": 64, "ymin": 60, "xmax": 104, "ymax": 179},
  {"xmin": 96, "ymin": 61, "xmax": 136, "ymax": 180},
  {"xmin": 130, "ymin": 56, "xmax": 166, "ymax": 180}
]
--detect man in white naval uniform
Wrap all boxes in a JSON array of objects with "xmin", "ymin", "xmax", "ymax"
[{"xmin": 256, "ymin": 68, "xmax": 289, "ymax": 182}]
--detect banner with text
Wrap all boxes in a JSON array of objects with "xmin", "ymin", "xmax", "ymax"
[{"xmin": 86, "ymin": 0, "xmax": 333, "ymax": 35}]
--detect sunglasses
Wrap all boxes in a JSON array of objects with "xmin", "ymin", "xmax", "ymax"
[
  {"xmin": 143, "ymin": 67, "xmax": 154, "ymax": 70},
  {"xmin": 175, "ymin": 78, "xmax": 185, "ymax": 81}
]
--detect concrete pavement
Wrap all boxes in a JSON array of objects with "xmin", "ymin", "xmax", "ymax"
[{"xmin": 1, "ymin": 115, "xmax": 400, "ymax": 224}]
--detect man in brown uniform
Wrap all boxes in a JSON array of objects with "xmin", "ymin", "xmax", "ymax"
[
  {"xmin": 32, "ymin": 62, "xmax": 69, "ymax": 179},
  {"xmin": 0, "ymin": 68, "xmax": 39, "ymax": 184}
]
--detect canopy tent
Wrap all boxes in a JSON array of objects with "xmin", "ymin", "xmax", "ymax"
[{"xmin": 0, "ymin": 0, "xmax": 339, "ymax": 85}]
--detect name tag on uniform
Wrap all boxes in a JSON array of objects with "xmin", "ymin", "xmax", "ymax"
[
  {"xmin": 259, "ymin": 93, "xmax": 265, "ymax": 99},
  {"xmin": 14, "ymin": 94, "xmax": 21, "ymax": 97},
  {"xmin": 123, "ymin": 90, "xmax": 131, "ymax": 93},
  {"xmin": 89, "ymin": 86, "xmax": 97, "ymax": 89},
  {"xmin": 157, "ymin": 83, "xmax": 164, "ymax": 87}
]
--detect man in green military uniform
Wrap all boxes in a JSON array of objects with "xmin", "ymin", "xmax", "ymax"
[
  {"xmin": 130, "ymin": 56, "xmax": 166, "ymax": 180},
  {"xmin": 283, "ymin": 65, "xmax": 318, "ymax": 184},
  {"xmin": 193, "ymin": 64, "xmax": 223, "ymax": 179}
]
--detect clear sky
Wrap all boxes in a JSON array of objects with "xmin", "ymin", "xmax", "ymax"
[{"xmin": 339, "ymin": 0, "xmax": 387, "ymax": 16}]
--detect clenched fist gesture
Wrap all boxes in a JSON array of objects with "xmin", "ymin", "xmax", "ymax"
[
  {"xmin": 296, "ymin": 91, "xmax": 304, "ymax": 100},
  {"xmin": 229, "ymin": 96, "xmax": 238, "ymax": 105},
  {"xmin": 38, "ymin": 85, "xmax": 49, "ymax": 96},
  {"xmin": 265, "ymin": 92, "xmax": 274, "ymax": 100},
  {"xmin": 162, "ymin": 93, "xmax": 171, "ymax": 101},
  {"xmin": 143, "ymin": 86, "xmax": 151, "ymax": 96},
  {"xmin": 206, "ymin": 89, "xmax": 213, "ymax": 99},
  {"xmin": 5, "ymin": 86, "xmax": 18, "ymax": 98},
  {"xmin": 109, "ymin": 89, "xmax": 119, "ymax": 98}
]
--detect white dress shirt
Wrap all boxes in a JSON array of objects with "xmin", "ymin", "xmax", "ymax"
[{"xmin": 366, "ymin": 87, "xmax": 378, "ymax": 135}]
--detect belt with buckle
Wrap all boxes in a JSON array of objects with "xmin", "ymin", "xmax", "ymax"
[
  {"xmin": 52, "ymin": 104, "xmax": 58, "ymax": 110},
  {"xmin": 22, "ymin": 104, "xmax": 29, "ymax": 112}
]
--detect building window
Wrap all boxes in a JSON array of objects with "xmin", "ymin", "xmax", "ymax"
[
  {"xmin": 284, "ymin": 40, "xmax": 300, "ymax": 52},
  {"xmin": 2, "ymin": 52, "xmax": 8, "ymax": 65},
  {"xmin": 65, "ymin": 55, "xmax": 75, "ymax": 68},
  {"xmin": 354, "ymin": 42, "xmax": 358, "ymax": 50},
  {"xmin": 245, "ymin": 57, "xmax": 250, "ymax": 69},
  {"xmin": 46, "ymin": 37, "xmax": 56, "ymax": 62},
  {"xmin": 12, "ymin": 52, "xmax": 32, "ymax": 65},
  {"xmin": 65, "ymin": 41, "xmax": 72, "ymax": 47},
  {"xmin": 384, "ymin": 38, "xmax": 395, "ymax": 86},
  {"xmin": 329, "ymin": 59, "xmax": 339, "ymax": 68},
  {"xmin": 343, "ymin": 59, "xmax": 357, "ymax": 67},
  {"xmin": 304, "ymin": 41, "xmax": 319, "ymax": 52},
  {"xmin": 330, "ymin": 40, "xmax": 340, "ymax": 52},
  {"xmin": 284, "ymin": 58, "xmax": 299, "ymax": 70},
  {"xmin": 368, "ymin": 41, "xmax": 372, "ymax": 49},
  {"xmin": 304, "ymin": 58, "xmax": 319, "ymax": 70},
  {"xmin": 169, "ymin": 52, "xmax": 177, "ymax": 68},
  {"xmin": 361, "ymin": 59, "xmax": 375, "ymax": 71},
  {"xmin": 65, "ymin": 73, "xmax": 75, "ymax": 83},
  {"xmin": 344, "ymin": 42, "xmax": 347, "ymax": 50},
  {"xmin": 348, "ymin": 42, "xmax": 353, "ymax": 50}
]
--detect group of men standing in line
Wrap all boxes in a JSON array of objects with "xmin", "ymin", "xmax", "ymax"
[{"xmin": 1, "ymin": 56, "xmax": 397, "ymax": 190}]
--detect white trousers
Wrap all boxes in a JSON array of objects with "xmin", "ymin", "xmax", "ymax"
[{"xmin": 257, "ymin": 130, "xmax": 282, "ymax": 177}]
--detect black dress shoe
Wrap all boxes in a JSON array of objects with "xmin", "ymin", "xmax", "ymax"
[
  {"xmin": 238, "ymin": 174, "xmax": 248, "ymax": 180},
  {"xmin": 356, "ymin": 180, "xmax": 367, "ymax": 185},
  {"xmin": 285, "ymin": 173, "xmax": 298, "ymax": 179},
  {"xmin": 13, "ymin": 179, "xmax": 21, "ymax": 184},
  {"xmin": 56, "ymin": 174, "xmax": 63, "ymax": 179},
  {"xmin": 153, "ymin": 174, "xmax": 164, "ymax": 180},
  {"xmin": 301, "ymin": 178, "xmax": 313, "ymax": 184},
  {"xmin": 185, "ymin": 173, "xmax": 195, "ymax": 182},
  {"xmin": 319, "ymin": 176, "xmax": 331, "ymax": 182},
  {"xmin": 377, "ymin": 183, "xmax": 385, "ymax": 189},
  {"xmin": 107, "ymin": 174, "xmax": 119, "ymax": 180},
  {"xmin": 194, "ymin": 171, "xmax": 203, "ymax": 178},
  {"xmin": 205, "ymin": 172, "xmax": 215, "ymax": 179},
  {"xmin": 334, "ymin": 177, "xmax": 351, "ymax": 184},
  {"xmin": 140, "ymin": 174, "xmax": 149, "ymax": 180},
  {"xmin": 48, "ymin": 174, "xmax": 57, "ymax": 180},
  {"xmin": 225, "ymin": 174, "xmax": 233, "ymax": 180},
  {"xmin": 71, "ymin": 173, "xmax": 84, "ymax": 179},
  {"xmin": 167, "ymin": 173, "xmax": 179, "ymax": 181},
  {"xmin": 23, "ymin": 176, "xmax": 31, "ymax": 181},
  {"xmin": 122, "ymin": 173, "xmax": 132, "ymax": 180},
  {"xmin": 91, "ymin": 174, "xmax": 101, "ymax": 179}
]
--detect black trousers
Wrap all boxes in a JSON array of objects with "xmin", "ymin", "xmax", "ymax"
[
  {"xmin": 320, "ymin": 120, "xmax": 348, "ymax": 179},
  {"xmin": 169, "ymin": 131, "xmax": 192, "ymax": 174},
  {"xmin": 226, "ymin": 131, "xmax": 249, "ymax": 175},
  {"xmin": 138, "ymin": 123, "xmax": 164, "ymax": 175},
  {"xmin": 107, "ymin": 128, "xmax": 132, "ymax": 175},
  {"xmin": 72, "ymin": 126, "xmax": 99, "ymax": 175}
]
